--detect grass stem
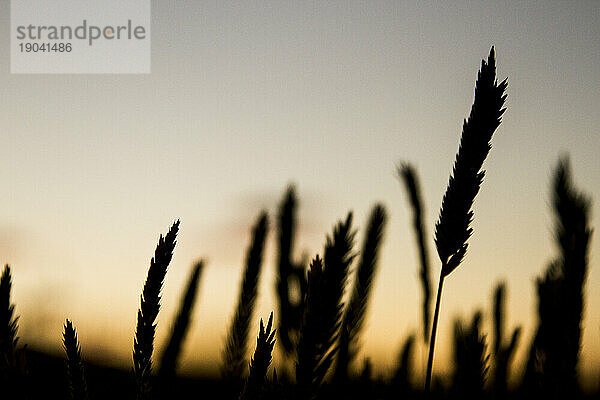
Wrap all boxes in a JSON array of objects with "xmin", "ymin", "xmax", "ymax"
[{"xmin": 425, "ymin": 270, "xmax": 444, "ymax": 392}]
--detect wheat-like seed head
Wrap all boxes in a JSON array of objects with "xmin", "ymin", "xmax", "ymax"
[
  {"xmin": 63, "ymin": 319, "xmax": 88, "ymax": 400},
  {"xmin": 434, "ymin": 47, "xmax": 507, "ymax": 277},
  {"xmin": 335, "ymin": 205, "xmax": 386, "ymax": 381},
  {"xmin": 222, "ymin": 212, "xmax": 269, "ymax": 381},
  {"xmin": 1, "ymin": 265, "xmax": 19, "ymax": 364},
  {"xmin": 398, "ymin": 163, "xmax": 432, "ymax": 343},
  {"xmin": 158, "ymin": 260, "xmax": 204, "ymax": 378},
  {"xmin": 133, "ymin": 219, "xmax": 180, "ymax": 400}
]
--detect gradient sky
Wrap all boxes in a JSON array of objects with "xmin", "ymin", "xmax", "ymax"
[{"xmin": 1, "ymin": 0, "xmax": 599, "ymax": 387}]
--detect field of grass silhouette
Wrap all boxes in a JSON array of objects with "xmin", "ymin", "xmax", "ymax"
[{"xmin": 1, "ymin": 47, "xmax": 599, "ymax": 400}]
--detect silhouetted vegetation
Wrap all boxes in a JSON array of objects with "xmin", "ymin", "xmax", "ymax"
[
  {"xmin": 451, "ymin": 311, "xmax": 488, "ymax": 398},
  {"xmin": 1, "ymin": 265, "xmax": 20, "ymax": 373},
  {"xmin": 239, "ymin": 312, "xmax": 276, "ymax": 400},
  {"xmin": 391, "ymin": 334, "xmax": 414, "ymax": 396},
  {"xmin": 398, "ymin": 163, "xmax": 432, "ymax": 344},
  {"xmin": 159, "ymin": 260, "xmax": 204, "ymax": 378},
  {"xmin": 427, "ymin": 45, "xmax": 508, "ymax": 391},
  {"xmin": 296, "ymin": 214, "xmax": 355, "ymax": 397},
  {"xmin": 491, "ymin": 282, "xmax": 521, "ymax": 399},
  {"xmin": 0, "ymin": 264, "xmax": 27, "ymax": 398},
  {"xmin": 522, "ymin": 157, "xmax": 592, "ymax": 399},
  {"xmin": 222, "ymin": 212, "xmax": 268, "ymax": 386},
  {"xmin": 133, "ymin": 220, "xmax": 180, "ymax": 400},
  {"xmin": 334, "ymin": 205, "xmax": 386, "ymax": 382},
  {"xmin": 63, "ymin": 319, "xmax": 88, "ymax": 400},
  {"xmin": 155, "ymin": 260, "xmax": 205, "ymax": 399},
  {"xmin": 275, "ymin": 187, "xmax": 307, "ymax": 360},
  {"xmin": 1, "ymin": 48, "xmax": 597, "ymax": 400}
]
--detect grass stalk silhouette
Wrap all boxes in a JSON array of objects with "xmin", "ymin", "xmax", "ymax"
[
  {"xmin": 159, "ymin": 260, "xmax": 205, "ymax": 378},
  {"xmin": 276, "ymin": 186, "xmax": 307, "ymax": 357},
  {"xmin": 358, "ymin": 358, "xmax": 372, "ymax": 383},
  {"xmin": 222, "ymin": 212, "xmax": 269, "ymax": 381},
  {"xmin": 0, "ymin": 264, "xmax": 26, "ymax": 397},
  {"xmin": 491, "ymin": 282, "xmax": 521, "ymax": 398},
  {"xmin": 392, "ymin": 334, "xmax": 415, "ymax": 395},
  {"xmin": 296, "ymin": 213, "xmax": 355, "ymax": 396},
  {"xmin": 451, "ymin": 311, "xmax": 489, "ymax": 398},
  {"xmin": 133, "ymin": 220, "xmax": 180, "ymax": 400},
  {"xmin": 425, "ymin": 46, "xmax": 507, "ymax": 391},
  {"xmin": 492, "ymin": 283, "xmax": 505, "ymax": 356},
  {"xmin": 334, "ymin": 204, "xmax": 386, "ymax": 381},
  {"xmin": 0, "ymin": 265, "xmax": 19, "ymax": 372},
  {"xmin": 398, "ymin": 163, "xmax": 432, "ymax": 344},
  {"xmin": 524, "ymin": 157, "xmax": 591, "ymax": 396},
  {"xmin": 63, "ymin": 319, "xmax": 88, "ymax": 400},
  {"xmin": 239, "ymin": 312, "xmax": 276, "ymax": 400}
]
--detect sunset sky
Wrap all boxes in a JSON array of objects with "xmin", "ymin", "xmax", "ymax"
[{"xmin": 1, "ymin": 0, "xmax": 599, "ymax": 387}]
